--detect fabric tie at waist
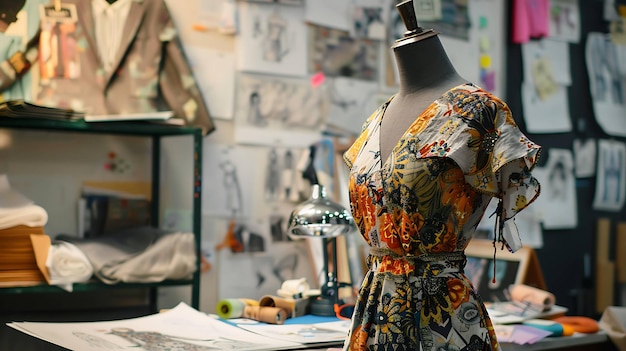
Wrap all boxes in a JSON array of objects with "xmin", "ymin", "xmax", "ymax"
[{"xmin": 369, "ymin": 247, "xmax": 467, "ymax": 276}]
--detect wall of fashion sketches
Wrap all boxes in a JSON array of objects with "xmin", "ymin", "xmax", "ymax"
[{"xmin": 0, "ymin": 0, "xmax": 625, "ymax": 318}]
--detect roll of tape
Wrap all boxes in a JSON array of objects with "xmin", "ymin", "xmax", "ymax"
[
  {"xmin": 243, "ymin": 306, "xmax": 288, "ymax": 325},
  {"xmin": 281, "ymin": 278, "xmax": 310, "ymax": 295},
  {"xmin": 259, "ymin": 295, "xmax": 295, "ymax": 317},
  {"xmin": 216, "ymin": 298, "xmax": 258, "ymax": 319}
]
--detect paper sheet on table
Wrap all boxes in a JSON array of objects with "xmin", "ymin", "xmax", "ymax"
[
  {"xmin": 8, "ymin": 302, "xmax": 302, "ymax": 351},
  {"xmin": 237, "ymin": 319, "xmax": 350, "ymax": 344}
]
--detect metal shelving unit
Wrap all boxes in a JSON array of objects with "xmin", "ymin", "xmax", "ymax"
[{"xmin": 0, "ymin": 118, "xmax": 203, "ymax": 310}]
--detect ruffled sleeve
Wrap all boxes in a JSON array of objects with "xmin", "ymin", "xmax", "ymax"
[{"xmin": 463, "ymin": 94, "xmax": 542, "ymax": 252}]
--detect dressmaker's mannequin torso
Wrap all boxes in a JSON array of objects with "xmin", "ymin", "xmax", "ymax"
[{"xmin": 380, "ymin": 2, "xmax": 467, "ymax": 162}]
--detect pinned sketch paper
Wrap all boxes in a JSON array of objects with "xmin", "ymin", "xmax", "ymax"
[
  {"xmin": 586, "ymin": 32, "xmax": 626, "ymax": 137},
  {"xmin": 573, "ymin": 138, "xmax": 597, "ymax": 178},
  {"xmin": 237, "ymin": 2, "xmax": 308, "ymax": 77},
  {"xmin": 593, "ymin": 139, "xmax": 626, "ymax": 212},
  {"xmin": 522, "ymin": 39, "xmax": 572, "ymax": 87},
  {"xmin": 521, "ymin": 82, "xmax": 571, "ymax": 133},
  {"xmin": 549, "ymin": 0, "xmax": 581, "ymax": 43},
  {"xmin": 233, "ymin": 73, "xmax": 328, "ymax": 147},
  {"xmin": 532, "ymin": 149, "xmax": 578, "ymax": 229},
  {"xmin": 202, "ymin": 144, "xmax": 255, "ymax": 217}
]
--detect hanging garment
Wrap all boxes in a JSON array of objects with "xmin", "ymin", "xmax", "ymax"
[
  {"xmin": 342, "ymin": 83, "xmax": 541, "ymax": 351},
  {"xmin": 0, "ymin": 0, "xmax": 214, "ymax": 134},
  {"xmin": 512, "ymin": 0, "xmax": 551, "ymax": 44}
]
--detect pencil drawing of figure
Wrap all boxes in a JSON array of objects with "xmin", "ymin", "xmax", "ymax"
[
  {"xmin": 602, "ymin": 146, "xmax": 623, "ymax": 204},
  {"xmin": 265, "ymin": 147, "xmax": 281, "ymax": 201},
  {"xmin": 589, "ymin": 35, "xmax": 623, "ymax": 105},
  {"xmin": 547, "ymin": 158, "xmax": 568, "ymax": 201},
  {"xmin": 263, "ymin": 8, "xmax": 289, "ymax": 62},
  {"xmin": 219, "ymin": 158, "xmax": 242, "ymax": 216},
  {"xmin": 247, "ymin": 90, "xmax": 267, "ymax": 126}
]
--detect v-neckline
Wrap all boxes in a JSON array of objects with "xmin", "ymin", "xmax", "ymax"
[{"xmin": 376, "ymin": 83, "xmax": 472, "ymax": 169}]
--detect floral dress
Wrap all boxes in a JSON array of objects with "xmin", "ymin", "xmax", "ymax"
[{"xmin": 342, "ymin": 83, "xmax": 541, "ymax": 351}]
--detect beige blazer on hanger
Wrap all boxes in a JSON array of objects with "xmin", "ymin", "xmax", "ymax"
[{"xmin": 0, "ymin": 0, "xmax": 215, "ymax": 135}]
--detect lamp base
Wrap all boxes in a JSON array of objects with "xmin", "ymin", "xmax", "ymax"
[{"xmin": 308, "ymin": 295, "xmax": 336, "ymax": 316}]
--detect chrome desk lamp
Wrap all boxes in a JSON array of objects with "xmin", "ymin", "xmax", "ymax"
[{"xmin": 287, "ymin": 147, "xmax": 355, "ymax": 316}]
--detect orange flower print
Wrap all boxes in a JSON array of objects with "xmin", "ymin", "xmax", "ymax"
[
  {"xmin": 379, "ymin": 212, "xmax": 402, "ymax": 252},
  {"xmin": 349, "ymin": 325, "xmax": 369, "ymax": 351},
  {"xmin": 447, "ymin": 278, "xmax": 470, "ymax": 309},
  {"xmin": 407, "ymin": 103, "xmax": 439, "ymax": 135}
]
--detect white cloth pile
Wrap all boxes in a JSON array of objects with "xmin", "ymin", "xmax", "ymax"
[
  {"xmin": 57, "ymin": 226, "xmax": 196, "ymax": 284},
  {"xmin": 0, "ymin": 175, "xmax": 48, "ymax": 229}
]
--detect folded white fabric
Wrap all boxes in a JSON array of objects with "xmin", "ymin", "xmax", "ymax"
[
  {"xmin": 0, "ymin": 174, "xmax": 48, "ymax": 230},
  {"xmin": 0, "ymin": 205, "xmax": 49, "ymax": 230},
  {"xmin": 46, "ymin": 241, "xmax": 94, "ymax": 292}
]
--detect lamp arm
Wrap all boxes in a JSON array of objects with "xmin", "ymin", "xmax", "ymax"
[{"xmin": 302, "ymin": 144, "xmax": 319, "ymax": 185}]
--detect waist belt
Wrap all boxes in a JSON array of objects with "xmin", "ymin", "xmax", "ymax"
[{"xmin": 369, "ymin": 247, "xmax": 467, "ymax": 276}]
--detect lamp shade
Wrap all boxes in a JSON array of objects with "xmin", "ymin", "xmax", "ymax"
[{"xmin": 288, "ymin": 184, "xmax": 354, "ymax": 239}]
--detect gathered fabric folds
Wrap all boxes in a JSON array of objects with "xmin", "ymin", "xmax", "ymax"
[{"xmin": 57, "ymin": 226, "xmax": 196, "ymax": 284}]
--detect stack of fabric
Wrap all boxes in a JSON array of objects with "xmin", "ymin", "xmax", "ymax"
[{"xmin": 0, "ymin": 175, "xmax": 49, "ymax": 287}]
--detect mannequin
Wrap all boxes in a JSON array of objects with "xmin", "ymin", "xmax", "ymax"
[
  {"xmin": 341, "ymin": 1, "xmax": 542, "ymax": 350},
  {"xmin": 380, "ymin": 0, "xmax": 466, "ymax": 162}
]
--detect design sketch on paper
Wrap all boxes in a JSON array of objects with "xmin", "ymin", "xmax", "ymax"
[
  {"xmin": 264, "ymin": 147, "xmax": 306, "ymax": 203},
  {"xmin": 549, "ymin": 0, "xmax": 581, "ymax": 42},
  {"xmin": 235, "ymin": 73, "xmax": 329, "ymax": 146},
  {"xmin": 588, "ymin": 35, "xmax": 623, "ymax": 105},
  {"xmin": 237, "ymin": 2, "xmax": 307, "ymax": 77},
  {"xmin": 241, "ymin": 74, "xmax": 328, "ymax": 128},
  {"xmin": 308, "ymin": 25, "xmax": 379, "ymax": 81},
  {"xmin": 10, "ymin": 302, "xmax": 303, "ymax": 351},
  {"xmin": 593, "ymin": 140, "xmax": 626, "ymax": 212},
  {"xmin": 533, "ymin": 148, "xmax": 578, "ymax": 229},
  {"xmin": 107, "ymin": 327, "xmax": 257, "ymax": 350},
  {"xmin": 202, "ymin": 145, "xmax": 254, "ymax": 217},
  {"xmin": 586, "ymin": 32, "xmax": 626, "ymax": 137}
]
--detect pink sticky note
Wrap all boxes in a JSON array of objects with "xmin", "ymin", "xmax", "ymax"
[{"xmin": 311, "ymin": 72, "xmax": 325, "ymax": 87}]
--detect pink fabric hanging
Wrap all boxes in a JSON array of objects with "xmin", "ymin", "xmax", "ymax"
[{"xmin": 512, "ymin": 0, "xmax": 551, "ymax": 43}]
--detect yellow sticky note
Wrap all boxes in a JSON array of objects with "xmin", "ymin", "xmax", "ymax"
[{"xmin": 480, "ymin": 55, "xmax": 492, "ymax": 69}]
